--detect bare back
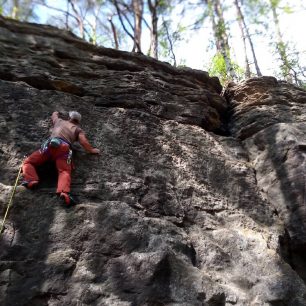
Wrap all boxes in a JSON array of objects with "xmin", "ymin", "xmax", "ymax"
[{"xmin": 51, "ymin": 118, "xmax": 81, "ymax": 144}]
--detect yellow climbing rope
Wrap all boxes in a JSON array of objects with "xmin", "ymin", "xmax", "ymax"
[{"xmin": 0, "ymin": 162, "xmax": 23, "ymax": 235}]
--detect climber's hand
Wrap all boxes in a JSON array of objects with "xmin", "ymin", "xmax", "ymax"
[{"xmin": 90, "ymin": 148, "xmax": 100, "ymax": 155}]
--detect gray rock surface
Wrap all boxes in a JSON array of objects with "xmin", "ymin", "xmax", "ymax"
[
  {"xmin": 225, "ymin": 77, "xmax": 306, "ymax": 140},
  {"xmin": 1, "ymin": 17, "xmax": 306, "ymax": 306},
  {"xmin": 226, "ymin": 77, "xmax": 306, "ymax": 289}
]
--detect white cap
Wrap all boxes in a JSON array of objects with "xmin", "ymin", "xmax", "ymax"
[{"xmin": 69, "ymin": 111, "xmax": 81, "ymax": 123}]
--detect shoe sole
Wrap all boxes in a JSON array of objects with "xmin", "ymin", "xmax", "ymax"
[
  {"xmin": 21, "ymin": 181, "xmax": 39, "ymax": 190},
  {"xmin": 60, "ymin": 194, "xmax": 77, "ymax": 207}
]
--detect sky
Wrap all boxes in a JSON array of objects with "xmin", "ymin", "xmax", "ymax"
[
  {"xmin": 32, "ymin": 0, "xmax": 306, "ymax": 78},
  {"xmin": 170, "ymin": 2, "xmax": 306, "ymax": 76}
]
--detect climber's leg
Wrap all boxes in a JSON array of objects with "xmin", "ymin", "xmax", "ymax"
[
  {"xmin": 55, "ymin": 158, "xmax": 72, "ymax": 194},
  {"xmin": 22, "ymin": 150, "xmax": 48, "ymax": 188}
]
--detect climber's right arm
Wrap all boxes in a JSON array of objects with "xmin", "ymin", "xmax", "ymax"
[{"xmin": 78, "ymin": 132, "xmax": 100, "ymax": 154}]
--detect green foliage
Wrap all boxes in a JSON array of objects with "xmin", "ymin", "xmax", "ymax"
[
  {"xmin": 158, "ymin": 0, "xmax": 170, "ymax": 10},
  {"xmin": 208, "ymin": 52, "xmax": 244, "ymax": 84},
  {"xmin": 177, "ymin": 58, "xmax": 186, "ymax": 67},
  {"xmin": 156, "ymin": 0, "xmax": 174, "ymax": 17},
  {"xmin": 208, "ymin": 53, "xmax": 228, "ymax": 84},
  {"xmin": 216, "ymin": 20, "xmax": 226, "ymax": 40},
  {"xmin": 272, "ymin": 39, "xmax": 305, "ymax": 84},
  {"xmin": 282, "ymin": 5, "xmax": 293, "ymax": 14},
  {"xmin": 270, "ymin": 0, "xmax": 281, "ymax": 9},
  {"xmin": 159, "ymin": 39, "xmax": 168, "ymax": 58},
  {"xmin": 244, "ymin": 0, "xmax": 269, "ymax": 24},
  {"xmin": 276, "ymin": 41, "xmax": 290, "ymax": 77},
  {"xmin": 176, "ymin": 24, "xmax": 186, "ymax": 37},
  {"xmin": 1, "ymin": 0, "xmax": 38, "ymax": 21}
]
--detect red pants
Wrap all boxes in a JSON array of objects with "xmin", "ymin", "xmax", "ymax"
[{"xmin": 22, "ymin": 143, "xmax": 72, "ymax": 193}]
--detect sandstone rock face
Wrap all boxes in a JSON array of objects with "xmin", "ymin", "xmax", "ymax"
[
  {"xmin": 225, "ymin": 77, "xmax": 306, "ymax": 140},
  {"xmin": 0, "ymin": 17, "xmax": 306, "ymax": 306},
  {"xmin": 225, "ymin": 77, "xmax": 306, "ymax": 289}
]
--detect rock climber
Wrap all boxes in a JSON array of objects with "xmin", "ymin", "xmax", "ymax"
[{"xmin": 21, "ymin": 111, "xmax": 100, "ymax": 206}]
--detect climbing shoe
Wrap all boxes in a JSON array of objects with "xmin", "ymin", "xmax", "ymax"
[
  {"xmin": 21, "ymin": 180, "xmax": 39, "ymax": 189},
  {"xmin": 59, "ymin": 192, "xmax": 76, "ymax": 207}
]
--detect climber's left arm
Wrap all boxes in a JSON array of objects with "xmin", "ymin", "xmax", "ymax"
[{"xmin": 51, "ymin": 111, "xmax": 60, "ymax": 124}]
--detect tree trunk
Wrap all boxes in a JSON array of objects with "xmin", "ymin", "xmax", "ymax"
[
  {"xmin": 68, "ymin": 0, "xmax": 85, "ymax": 39},
  {"xmin": 270, "ymin": 0, "xmax": 292, "ymax": 82},
  {"xmin": 65, "ymin": 0, "xmax": 70, "ymax": 30},
  {"xmin": 206, "ymin": 0, "xmax": 237, "ymax": 79},
  {"xmin": 234, "ymin": 0, "xmax": 250, "ymax": 78},
  {"xmin": 235, "ymin": 0, "xmax": 262, "ymax": 76},
  {"xmin": 12, "ymin": 0, "xmax": 19, "ymax": 19},
  {"xmin": 132, "ymin": 0, "xmax": 143, "ymax": 53},
  {"xmin": 112, "ymin": 0, "xmax": 135, "ymax": 51},
  {"xmin": 163, "ymin": 19, "xmax": 176, "ymax": 66},
  {"xmin": 109, "ymin": 16, "xmax": 119, "ymax": 49},
  {"xmin": 148, "ymin": 0, "xmax": 159, "ymax": 59}
]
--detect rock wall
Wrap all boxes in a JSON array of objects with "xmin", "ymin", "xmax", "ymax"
[
  {"xmin": 225, "ymin": 79, "xmax": 306, "ymax": 285},
  {"xmin": 0, "ymin": 17, "xmax": 306, "ymax": 306}
]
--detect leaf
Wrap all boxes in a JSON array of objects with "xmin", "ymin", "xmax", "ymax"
[{"xmin": 282, "ymin": 5, "xmax": 293, "ymax": 14}]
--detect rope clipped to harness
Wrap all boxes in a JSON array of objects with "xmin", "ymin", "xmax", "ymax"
[{"xmin": 0, "ymin": 160, "xmax": 23, "ymax": 235}]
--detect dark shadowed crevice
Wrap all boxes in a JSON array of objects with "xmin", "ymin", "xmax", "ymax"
[
  {"xmin": 18, "ymin": 76, "xmax": 56, "ymax": 90},
  {"xmin": 0, "ymin": 73, "xmax": 85, "ymax": 96},
  {"xmin": 279, "ymin": 229, "xmax": 292, "ymax": 265},
  {"xmin": 207, "ymin": 292, "xmax": 226, "ymax": 306},
  {"xmin": 145, "ymin": 254, "xmax": 172, "ymax": 304},
  {"xmin": 213, "ymin": 107, "xmax": 232, "ymax": 136},
  {"xmin": 220, "ymin": 90, "xmax": 238, "ymax": 137},
  {"xmin": 279, "ymin": 228, "xmax": 306, "ymax": 283},
  {"xmin": 0, "ymin": 70, "xmax": 14, "ymax": 81},
  {"xmin": 277, "ymin": 228, "xmax": 306, "ymax": 285},
  {"xmin": 25, "ymin": 292, "xmax": 66, "ymax": 306}
]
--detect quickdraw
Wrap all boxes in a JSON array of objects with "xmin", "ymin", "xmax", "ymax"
[{"xmin": 67, "ymin": 149, "xmax": 73, "ymax": 164}]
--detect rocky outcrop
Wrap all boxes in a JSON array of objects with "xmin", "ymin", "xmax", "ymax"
[
  {"xmin": 1, "ymin": 17, "xmax": 306, "ymax": 305},
  {"xmin": 225, "ymin": 77, "xmax": 306, "ymax": 140},
  {"xmin": 225, "ymin": 77, "xmax": 306, "ymax": 286}
]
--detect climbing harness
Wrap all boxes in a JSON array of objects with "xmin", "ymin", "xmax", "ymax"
[
  {"xmin": 40, "ymin": 137, "xmax": 67, "ymax": 153},
  {"xmin": 0, "ymin": 160, "xmax": 23, "ymax": 235},
  {"xmin": 40, "ymin": 137, "xmax": 73, "ymax": 164}
]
